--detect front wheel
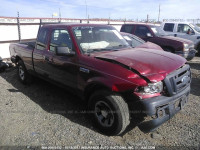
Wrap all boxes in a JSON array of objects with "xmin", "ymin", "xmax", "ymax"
[{"xmin": 88, "ymin": 90, "xmax": 130, "ymax": 135}]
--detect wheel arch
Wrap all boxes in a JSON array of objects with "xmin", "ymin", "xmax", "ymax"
[
  {"xmin": 84, "ymin": 82, "xmax": 111, "ymax": 102},
  {"xmin": 14, "ymin": 55, "xmax": 22, "ymax": 64}
]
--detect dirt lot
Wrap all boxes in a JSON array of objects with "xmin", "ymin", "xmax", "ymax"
[{"xmin": 0, "ymin": 57, "xmax": 200, "ymax": 150}]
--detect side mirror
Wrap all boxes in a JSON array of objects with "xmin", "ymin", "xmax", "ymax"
[
  {"xmin": 56, "ymin": 47, "xmax": 75, "ymax": 56},
  {"xmin": 146, "ymin": 33, "xmax": 153, "ymax": 37}
]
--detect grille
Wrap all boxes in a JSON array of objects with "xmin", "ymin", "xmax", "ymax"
[{"xmin": 164, "ymin": 64, "xmax": 191, "ymax": 96}]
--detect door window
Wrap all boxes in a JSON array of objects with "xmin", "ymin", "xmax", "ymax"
[
  {"xmin": 50, "ymin": 29, "xmax": 72, "ymax": 52},
  {"xmin": 177, "ymin": 24, "xmax": 194, "ymax": 33},
  {"xmin": 121, "ymin": 25, "xmax": 134, "ymax": 33},
  {"xmin": 163, "ymin": 23, "xmax": 174, "ymax": 32},
  {"xmin": 135, "ymin": 26, "xmax": 151, "ymax": 37}
]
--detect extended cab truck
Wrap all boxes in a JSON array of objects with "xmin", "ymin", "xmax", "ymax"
[
  {"xmin": 10, "ymin": 24, "xmax": 191, "ymax": 135},
  {"xmin": 120, "ymin": 24, "xmax": 197, "ymax": 61},
  {"xmin": 162, "ymin": 22, "xmax": 200, "ymax": 56}
]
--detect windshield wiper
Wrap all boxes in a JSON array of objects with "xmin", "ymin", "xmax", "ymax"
[
  {"xmin": 112, "ymin": 44, "xmax": 128, "ymax": 50},
  {"xmin": 112, "ymin": 44, "xmax": 130, "ymax": 49}
]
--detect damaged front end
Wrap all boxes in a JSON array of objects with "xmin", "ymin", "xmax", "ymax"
[{"xmin": 136, "ymin": 64, "xmax": 191, "ymax": 132}]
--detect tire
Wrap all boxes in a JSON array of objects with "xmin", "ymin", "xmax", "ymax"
[
  {"xmin": 88, "ymin": 90, "xmax": 130, "ymax": 135},
  {"xmin": 17, "ymin": 60, "xmax": 32, "ymax": 84}
]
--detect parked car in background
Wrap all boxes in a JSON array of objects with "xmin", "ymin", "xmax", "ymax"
[
  {"xmin": 120, "ymin": 32, "xmax": 163, "ymax": 50},
  {"xmin": 161, "ymin": 22, "xmax": 200, "ymax": 56},
  {"xmin": 120, "ymin": 24, "xmax": 197, "ymax": 60},
  {"xmin": 10, "ymin": 24, "xmax": 191, "ymax": 135}
]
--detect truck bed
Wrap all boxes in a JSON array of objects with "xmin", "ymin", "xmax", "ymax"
[{"xmin": 10, "ymin": 41, "xmax": 36, "ymax": 70}]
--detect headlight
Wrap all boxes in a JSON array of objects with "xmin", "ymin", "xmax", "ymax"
[
  {"xmin": 136, "ymin": 81, "xmax": 163, "ymax": 94},
  {"xmin": 183, "ymin": 43, "xmax": 189, "ymax": 51}
]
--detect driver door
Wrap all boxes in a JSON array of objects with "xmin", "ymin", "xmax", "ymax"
[{"xmin": 46, "ymin": 29, "xmax": 78, "ymax": 88}]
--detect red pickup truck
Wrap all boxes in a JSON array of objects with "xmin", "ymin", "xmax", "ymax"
[
  {"xmin": 120, "ymin": 24, "xmax": 197, "ymax": 61},
  {"xmin": 10, "ymin": 24, "xmax": 191, "ymax": 135}
]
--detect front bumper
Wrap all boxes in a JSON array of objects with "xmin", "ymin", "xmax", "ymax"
[
  {"xmin": 175, "ymin": 49, "xmax": 197, "ymax": 60},
  {"xmin": 136, "ymin": 85, "xmax": 190, "ymax": 133}
]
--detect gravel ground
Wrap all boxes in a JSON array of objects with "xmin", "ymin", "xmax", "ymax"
[{"xmin": 0, "ymin": 57, "xmax": 200, "ymax": 150}]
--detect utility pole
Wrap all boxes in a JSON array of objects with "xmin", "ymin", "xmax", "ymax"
[
  {"xmin": 85, "ymin": 0, "xmax": 88, "ymax": 22},
  {"xmin": 147, "ymin": 14, "xmax": 149, "ymax": 23},
  {"xmin": 158, "ymin": 4, "xmax": 161, "ymax": 22},
  {"xmin": 17, "ymin": 11, "xmax": 21, "ymax": 42},
  {"xmin": 59, "ymin": 8, "xmax": 61, "ymax": 22},
  {"xmin": 87, "ymin": 14, "xmax": 89, "ymax": 23},
  {"xmin": 108, "ymin": 15, "xmax": 110, "ymax": 25}
]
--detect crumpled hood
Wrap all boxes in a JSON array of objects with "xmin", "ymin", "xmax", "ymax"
[
  {"xmin": 161, "ymin": 36, "xmax": 193, "ymax": 44},
  {"xmin": 95, "ymin": 48, "xmax": 186, "ymax": 81}
]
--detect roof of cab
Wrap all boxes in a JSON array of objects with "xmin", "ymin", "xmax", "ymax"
[
  {"xmin": 122, "ymin": 23, "xmax": 160, "ymax": 26},
  {"xmin": 42, "ymin": 23, "xmax": 111, "ymax": 28}
]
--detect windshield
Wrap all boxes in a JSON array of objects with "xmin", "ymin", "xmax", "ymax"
[
  {"xmin": 122, "ymin": 34, "xmax": 145, "ymax": 47},
  {"xmin": 73, "ymin": 26, "xmax": 130, "ymax": 54},
  {"xmin": 189, "ymin": 24, "xmax": 200, "ymax": 33},
  {"xmin": 150, "ymin": 26, "xmax": 168, "ymax": 36}
]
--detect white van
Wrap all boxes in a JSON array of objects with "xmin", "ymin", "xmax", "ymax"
[{"xmin": 161, "ymin": 22, "xmax": 200, "ymax": 55}]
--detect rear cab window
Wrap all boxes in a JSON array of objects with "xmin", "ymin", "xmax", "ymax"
[
  {"xmin": 36, "ymin": 28, "xmax": 49, "ymax": 50},
  {"xmin": 163, "ymin": 23, "xmax": 175, "ymax": 32}
]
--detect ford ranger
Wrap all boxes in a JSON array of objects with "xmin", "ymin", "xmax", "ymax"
[{"xmin": 10, "ymin": 24, "xmax": 191, "ymax": 135}]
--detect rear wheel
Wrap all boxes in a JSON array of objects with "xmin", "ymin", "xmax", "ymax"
[
  {"xmin": 88, "ymin": 90, "xmax": 130, "ymax": 135},
  {"xmin": 17, "ymin": 60, "xmax": 32, "ymax": 84}
]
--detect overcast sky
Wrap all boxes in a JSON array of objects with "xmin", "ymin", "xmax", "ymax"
[{"xmin": 0, "ymin": 0, "xmax": 199, "ymax": 20}]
